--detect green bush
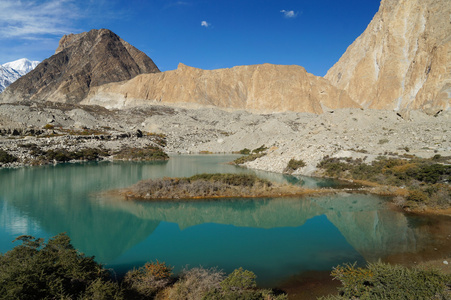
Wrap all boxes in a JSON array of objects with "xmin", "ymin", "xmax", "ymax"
[
  {"xmin": 189, "ymin": 173, "xmax": 271, "ymax": 187},
  {"xmin": 168, "ymin": 267, "xmax": 225, "ymax": 300},
  {"xmin": 1, "ymin": 234, "xmax": 288, "ymax": 300},
  {"xmin": 220, "ymin": 267, "xmax": 257, "ymax": 292},
  {"xmin": 233, "ymin": 153, "xmax": 266, "ymax": 165},
  {"xmin": 0, "ymin": 149, "xmax": 18, "ymax": 164},
  {"xmin": 407, "ymin": 189, "xmax": 429, "ymax": 203},
  {"xmin": 114, "ymin": 146, "xmax": 169, "ymax": 161},
  {"xmin": 284, "ymin": 158, "xmax": 306, "ymax": 174},
  {"xmin": 123, "ymin": 261, "xmax": 173, "ymax": 297},
  {"xmin": 322, "ymin": 262, "xmax": 451, "ymax": 300},
  {"xmin": 252, "ymin": 145, "xmax": 268, "ymax": 154},
  {"xmin": 42, "ymin": 148, "xmax": 109, "ymax": 162},
  {"xmin": 240, "ymin": 148, "xmax": 251, "ymax": 155},
  {"xmin": 203, "ymin": 267, "xmax": 287, "ymax": 300},
  {"xmin": 0, "ymin": 234, "xmax": 121, "ymax": 299},
  {"xmin": 324, "ymin": 262, "xmax": 450, "ymax": 300}
]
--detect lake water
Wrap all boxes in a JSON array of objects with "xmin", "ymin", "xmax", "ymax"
[{"xmin": 0, "ymin": 155, "xmax": 449, "ymax": 288}]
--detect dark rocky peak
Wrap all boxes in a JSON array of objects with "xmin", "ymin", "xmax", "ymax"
[{"xmin": 0, "ymin": 29, "xmax": 160, "ymax": 104}]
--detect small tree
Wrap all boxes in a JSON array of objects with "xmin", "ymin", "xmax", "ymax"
[{"xmin": 283, "ymin": 158, "xmax": 306, "ymax": 174}]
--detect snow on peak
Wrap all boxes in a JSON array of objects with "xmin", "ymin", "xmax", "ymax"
[
  {"xmin": 3, "ymin": 58, "xmax": 40, "ymax": 76},
  {"xmin": 0, "ymin": 58, "xmax": 40, "ymax": 93}
]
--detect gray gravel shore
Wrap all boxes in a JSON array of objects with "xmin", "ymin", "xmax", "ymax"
[{"xmin": 1, "ymin": 102, "xmax": 449, "ymax": 173}]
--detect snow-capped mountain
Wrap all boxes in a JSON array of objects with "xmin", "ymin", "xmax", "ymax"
[
  {"xmin": 3, "ymin": 58, "xmax": 40, "ymax": 76},
  {"xmin": 0, "ymin": 58, "xmax": 40, "ymax": 93}
]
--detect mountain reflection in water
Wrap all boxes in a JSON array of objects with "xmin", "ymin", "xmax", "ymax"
[{"xmin": 0, "ymin": 155, "xmax": 449, "ymax": 287}]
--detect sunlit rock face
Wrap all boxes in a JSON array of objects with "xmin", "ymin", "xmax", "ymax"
[
  {"xmin": 325, "ymin": 0, "xmax": 451, "ymax": 114},
  {"xmin": 84, "ymin": 63, "xmax": 359, "ymax": 114}
]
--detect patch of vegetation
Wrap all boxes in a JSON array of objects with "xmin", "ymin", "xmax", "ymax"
[
  {"xmin": 232, "ymin": 145, "xmax": 269, "ymax": 165},
  {"xmin": 146, "ymin": 132, "xmax": 167, "ymax": 147},
  {"xmin": 43, "ymin": 123, "xmax": 55, "ymax": 130},
  {"xmin": 0, "ymin": 234, "xmax": 122, "ymax": 299},
  {"xmin": 378, "ymin": 138, "xmax": 389, "ymax": 144},
  {"xmin": 321, "ymin": 262, "xmax": 450, "ymax": 300},
  {"xmin": 124, "ymin": 260, "xmax": 173, "ymax": 298},
  {"xmin": 252, "ymin": 145, "xmax": 268, "ymax": 154},
  {"xmin": 220, "ymin": 131, "xmax": 232, "ymax": 136},
  {"xmin": 239, "ymin": 148, "xmax": 251, "ymax": 155},
  {"xmin": 1, "ymin": 234, "xmax": 287, "ymax": 300},
  {"xmin": 59, "ymin": 127, "xmax": 109, "ymax": 136},
  {"xmin": 113, "ymin": 146, "xmax": 169, "ymax": 161},
  {"xmin": 125, "ymin": 173, "xmax": 274, "ymax": 200},
  {"xmin": 233, "ymin": 153, "xmax": 266, "ymax": 165},
  {"xmin": 0, "ymin": 149, "xmax": 18, "ymax": 164},
  {"xmin": 189, "ymin": 173, "xmax": 271, "ymax": 187},
  {"xmin": 42, "ymin": 148, "xmax": 110, "ymax": 163},
  {"xmin": 168, "ymin": 267, "xmax": 287, "ymax": 300},
  {"xmin": 284, "ymin": 158, "xmax": 306, "ymax": 174},
  {"xmin": 199, "ymin": 150, "xmax": 214, "ymax": 154},
  {"xmin": 317, "ymin": 156, "xmax": 451, "ymax": 209}
]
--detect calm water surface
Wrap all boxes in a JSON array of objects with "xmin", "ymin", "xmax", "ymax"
[{"xmin": 0, "ymin": 155, "xmax": 449, "ymax": 287}]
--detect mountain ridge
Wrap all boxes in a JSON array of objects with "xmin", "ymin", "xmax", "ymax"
[
  {"xmin": 0, "ymin": 29, "xmax": 160, "ymax": 103},
  {"xmin": 1, "ymin": 0, "xmax": 449, "ymax": 115},
  {"xmin": 84, "ymin": 62, "xmax": 359, "ymax": 114}
]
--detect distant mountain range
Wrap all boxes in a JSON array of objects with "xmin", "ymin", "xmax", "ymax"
[
  {"xmin": 0, "ymin": 58, "xmax": 39, "ymax": 93},
  {"xmin": 0, "ymin": 0, "xmax": 449, "ymax": 114}
]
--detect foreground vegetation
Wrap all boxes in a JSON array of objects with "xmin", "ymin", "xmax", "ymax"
[
  {"xmin": 0, "ymin": 234, "xmax": 286, "ymax": 300},
  {"xmin": 117, "ymin": 173, "xmax": 316, "ymax": 200},
  {"xmin": 321, "ymin": 262, "xmax": 450, "ymax": 300},
  {"xmin": 317, "ymin": 155, "xmax": 451, "ymax": 211},
  {"xmin": 2, "ymin": 234, "xmax": 449, "ymax": 299}
]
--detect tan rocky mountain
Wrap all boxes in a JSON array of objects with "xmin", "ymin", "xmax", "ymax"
[
  {"xmin": 325, "ymin": 0, "xmax": 451, "ymax": 114},
  {"xmin": 0, "ymin": 30, "xmax": 358, "ymax": 114},
  {"xmin": 84, "ymin": 63, "xmax": 359, "ymax": 114},
  {"xmin": 0, "ymin": 29, "xmax": 160, "ymax": 104}
]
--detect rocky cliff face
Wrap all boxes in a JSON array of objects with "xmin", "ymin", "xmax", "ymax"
[
  {"xmin": 0, "ymin": 29, "xmax": 160, "ymax": 104},
  {"xmin": 325, "ymin": 0, "xmax": 451, "ymax": 114},
  {"xmin": 84, "ymin": 63, "xmax": 359, "ymax": 114}
]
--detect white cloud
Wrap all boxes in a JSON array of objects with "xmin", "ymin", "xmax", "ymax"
[
  {"xmin": 201, "ymin": 21, "xmax": 211, "ymax": 28},
  {"xmin": 280, "ymin": 10, "xmax": 298, "ymax": 19},
  {"xmin": 0, "ymin": 0, "xmax": 80, "ymax": 39},
  {"xmin": 163, "ymin": 1, "xmax": 191, "ymax": 10}
]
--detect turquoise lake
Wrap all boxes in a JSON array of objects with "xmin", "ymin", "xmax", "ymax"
[{"xmin": 0, "ymin": 155, "xmax": 449, "ymax": 287}]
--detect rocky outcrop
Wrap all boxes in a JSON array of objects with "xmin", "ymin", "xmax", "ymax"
[
  {"xmin": 325, "ymin": 0, "xmax": 451, "ymax": 114},
  {"xmin": 84, "ymin": 63, "xmax": 359, "ymax": 114},
  {"xmin": 0, "ymin": 29, "xmax": 160, "ymax": 104}
]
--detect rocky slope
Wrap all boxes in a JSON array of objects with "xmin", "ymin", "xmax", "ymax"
[
  {"xmin": 0, "ymin": 29, "xmax": 160, "ymax": 104},
  {"xmin": 1, "ymin": 102, "xmax": 449, "ymax": 175},
  {"xmin": 325, "ymin": 0, "xmax": 451, "ymax": 114},
  {"xmin": 84, "ymin": 63, "xmax": 359, "ymax": 114}
]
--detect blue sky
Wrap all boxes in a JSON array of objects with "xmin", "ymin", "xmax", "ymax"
[{"xmin": 0, "ymin": 0, "xmax": 380, "ymax": 76}]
